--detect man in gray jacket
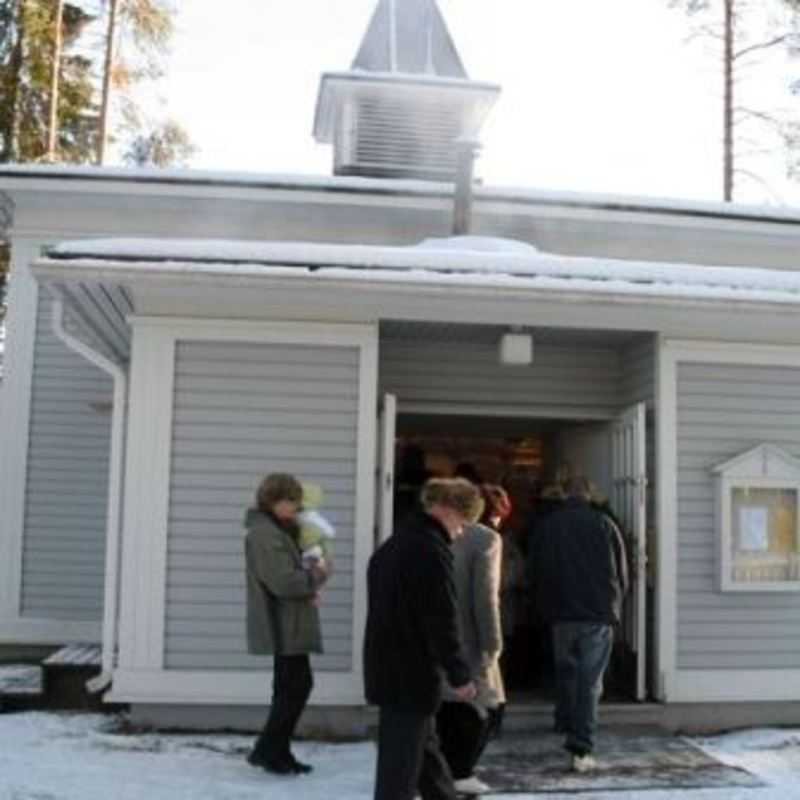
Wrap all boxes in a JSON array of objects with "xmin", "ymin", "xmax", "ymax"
[{"xmin": 244, "ymin": 473, "xmax": 328, "ymax": 775}]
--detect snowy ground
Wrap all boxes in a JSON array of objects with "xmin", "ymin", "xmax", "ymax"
[{"xmin": 1, "ymin": 713, "xmax": 800, "ymax": 799}]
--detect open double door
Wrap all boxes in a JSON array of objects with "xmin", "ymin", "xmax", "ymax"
[{"xmin": 375, "ymin": 395, "xmax": 649, "ymax": 701}]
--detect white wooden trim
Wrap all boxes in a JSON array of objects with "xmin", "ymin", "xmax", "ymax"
[
  {"xmin": 398, "ymin": 402, "xmax": 615, "ymax": 421},
  {"xmin": 117, "ymin": 326, "xmax": 175, "ymax": 671},
  {"xmin": 49, "ymin": 298, "xmax": 129, "ymax": 676},
  {"xmin": 663, "ymin": 339, "xmax": 800, "ymax": 366},
  {"xmin": 718, "ymin": 475, "xmax": 800, "ymax": 592},
  {"xmin": 115, "ymin": 317, "xmax": 379, "ymax": 698},
  {"xmin": 657, "ymin": 337, "xmax": 800, "ymax": 702},
  {"xmin": 0, "ymin": 240, "xmax": 40, "ymax": 623},
  {"xmin": 671, "ymin": 670, "xmax": 800, "ymax": 702},
  {"xmin": 0, "ymin": 619, "xmax": 101, "ymax": 645},
  {"xmin": 352, "ymin": 332, "xmax": 378, "ymax": 678},
  {"xmin": 130, "ymin": 315, "xmax": 375, "ymax": 345},
  {"xmin": 106, "ymin": 668, "xmax": 364, "ymax": 706},
  {"xmin": 655, "ymin": 335, "xmax": 677, "ymax": 701}
]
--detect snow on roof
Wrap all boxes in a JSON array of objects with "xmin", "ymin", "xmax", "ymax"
[
  {"xmin": 4, "ymin": 164, "xmax": 800, "ymax": 225},
  {"xmin": 39, "ymin": 236, "xmax": 800, "ymax": 307},
  {"xmin": 416, "ymin": 236, "xmax": 539, "ymax": 254}
]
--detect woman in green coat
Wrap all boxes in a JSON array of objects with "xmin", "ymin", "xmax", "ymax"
[{"xmin": 244, "ymin": 473, "xmax": 328, "ymax": 775}]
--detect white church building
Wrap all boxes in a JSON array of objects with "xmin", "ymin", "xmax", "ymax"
[{"xmin": 3, "ymin": 0, "xmax": 800, "ymax": 731}]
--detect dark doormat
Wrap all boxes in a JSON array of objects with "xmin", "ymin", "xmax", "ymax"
[{"xmin": 475, "ymin": 728, "xmax": 764, "ymax": 794}]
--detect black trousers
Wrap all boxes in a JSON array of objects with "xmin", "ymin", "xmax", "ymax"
[
  {"xmin": 252, "ymin": 654, "xmax": 313, "ymax": 763},
  {"xmin": 436, "ymin": 702, "xmax": 491, "ymax": 780},
  {"xmin": 374, "ymin": 706, "xmax": 457, "ymax": 800}
]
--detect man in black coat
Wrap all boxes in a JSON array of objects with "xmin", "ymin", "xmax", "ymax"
[
  {"xmin": 364, "ymin": 478, "xmax": 480, "ymax": 800},
  {"xmin": 528, "ymin": 476, "xmax": 629, "ymax": 772}
]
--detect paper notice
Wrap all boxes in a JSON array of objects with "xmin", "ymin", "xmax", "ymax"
[{"xmin": 739, "ymin": 506, "xmax": 769, "ymax": 552}]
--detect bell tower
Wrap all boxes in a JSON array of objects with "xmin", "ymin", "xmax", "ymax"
[{"xmin": 313, "ymin": 0, "xmax": 500, "ymax": 181}]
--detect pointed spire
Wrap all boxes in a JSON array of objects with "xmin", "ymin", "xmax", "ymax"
[{"xmin": 352, "ymin": 0, "xmax": 467, "ymax": 78}]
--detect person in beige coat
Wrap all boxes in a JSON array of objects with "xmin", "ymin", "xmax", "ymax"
[
  {"xmin": 436, "ymin": 512, "xmax": 505, "ymax": 796},
  {"xmin": 244, "ymin": 473, "xmax": 328, "ymax": 776}
]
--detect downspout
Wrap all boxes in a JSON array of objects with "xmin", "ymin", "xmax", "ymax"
[{"xmin": 50, "ymin": 297, "xmax": 127, "ymax": 693}]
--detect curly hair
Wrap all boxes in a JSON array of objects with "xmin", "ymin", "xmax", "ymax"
[{"xmin": 256, "ymin": 473, "xmax": 303, "ymax": 512}]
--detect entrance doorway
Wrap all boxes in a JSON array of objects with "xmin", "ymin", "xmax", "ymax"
[{"xmin": 376, "ymin": 401, "xmax": 649, "ymax": 703}]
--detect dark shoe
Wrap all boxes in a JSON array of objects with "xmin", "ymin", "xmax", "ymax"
[
  {"xmin": 288, "ymin": 755, "xmax": 313, "ymax": 774},
  {"xmin": 246, "ymin": 751, "xmax": 295, "ymax": 775}
]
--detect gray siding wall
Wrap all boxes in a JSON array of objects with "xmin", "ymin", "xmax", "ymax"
[
  {"xmin": 677, "ymin": 362, "xmax": 800, "ymax": 670},
  {"xmin": 379, "ymin": 339, "xmax": 622, "ymax": 417},
  {"xmin": 20, "ymin": 295, "xmax": 111, "ymax": 620},
  {"xmin": 621, "ymin": 336, "xmax": 655, "ymax": 411},
  {"xmin": 165, "ymin": 341, "xmax": 360, "ymax": 671}
]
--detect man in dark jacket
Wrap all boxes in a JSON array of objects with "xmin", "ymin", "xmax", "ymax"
[
  {"xmin": 528, "ymin": 476, "xmax": 629, "ymax": 772},
  {"xmin": 364, "ymin": 478, "xmax": 480, "ymax": 800}
]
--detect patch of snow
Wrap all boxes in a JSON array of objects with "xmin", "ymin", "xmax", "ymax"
[
  {"xmin": 416, "ymin": 235, "xmax": 539, "ymax": 254},
  {"xmin": 4, "ymin": 164, "xmax": 800, "ymax": 225},
  {"xmin": 2, "ymin": 714, "xmax": 800, "ymax": 800},
  {"xmin": 36, "ymin": 238, "xmax": 800, "ymax": 307}
]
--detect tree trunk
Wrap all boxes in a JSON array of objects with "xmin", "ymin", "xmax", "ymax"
[
  {"xmin": 723, "ymin": 0, "xmax": 734, "ymax": 201},
  {"xmin": 5, "ymin": 0, "xmax": 27, "ymax": 161},
  {"xmin": 46, "ymin": 0, "xmax": 65, "ymax": 162},
  {"xmin": 97, "ymin": 0, "xmax": 120, "ymax": 165}
]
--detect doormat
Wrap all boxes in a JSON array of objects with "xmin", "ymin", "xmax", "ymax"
[{"xmin": 475, "ymin": 728, "xmax": 764, "ymax": 794}]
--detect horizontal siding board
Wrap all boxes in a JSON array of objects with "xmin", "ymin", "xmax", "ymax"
[
  {"xmin": 175, "ymin": 344, "xmax": 358, "ymax": 367},
  {"xmin": 679, "ymin": 653, "xmax": 800, "ymax": 669},
  {"xmin": 167, "ymin": 540, "xmax": 355, "ymax": 560},
  {"xmin": 173, "ymin": 393, "xmax": 358, "ymax": 415},
  {"xmin": 167, "ymin": 518, "xmax": 356, "ymax": 540},
  {"xmin": 166, "ymin": 619, "xmax": 352, "ymax": 640},
  {"xmin": 21, "ymin": 294, "xmax": 110, "ymax": 621},
  {"xmin": 175, "ymin": 375, "xmax": 359, "ymax": 398},
  {"xmin": 379, "ymin": 339, "xmax": 621, "ymax": 413},
  {"xmin": 171, "ymin": 455, "xmax": 357, "ymax": 474},
  {"xmin": 164, "ymin": 341, "xmax": 360, "ymax": 673},
  {"xmin": 676, "ymin": 361, "xmax": 800, "ymax": 670},
  {"xmin": 165, "ymin": 653, "xmax": 352, "ymax": 671},
  {"xmin": 168, "ymin": 602, "xmax": 355, "ymax": 623}
]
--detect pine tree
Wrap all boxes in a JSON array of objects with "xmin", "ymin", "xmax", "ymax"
[{"xmin": 0, "ymin": 0, "xmax": 97, "ymax": 163}]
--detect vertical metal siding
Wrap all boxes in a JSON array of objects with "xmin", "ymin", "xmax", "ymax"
[
  {"xmin": 677, "ymin": 362, "xmax": 800, "ymax": 669},
  {"xmin": 379, "ymin": 339, "xmax": 621, "ymax": 416},
  {"xmin": 164, "ymin": 341, "xmax": 360, "ymax": 671},
  {"xmin": 20, "ymin": 295, "xmax": 111, "ymax": 620}
]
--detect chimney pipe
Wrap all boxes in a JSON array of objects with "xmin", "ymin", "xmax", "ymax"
[{"xmin": 452, "ymin": 139, "xmax": 479, "ymax": 236}]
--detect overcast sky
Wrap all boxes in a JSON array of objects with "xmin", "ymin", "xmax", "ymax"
[{"xmin": 151, "ymin": 0, "xmax": 799, "ymax": 206}]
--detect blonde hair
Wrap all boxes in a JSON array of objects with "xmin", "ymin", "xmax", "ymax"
[{"xmin": 421, "ymin": 478, "xmax": 483, "ymax": 521}]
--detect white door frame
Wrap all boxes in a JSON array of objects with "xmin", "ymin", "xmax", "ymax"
[
  {"xmin": 377, "ymin": 393, "xmax": 397, "ymax": 546},
  {"xmin": 612, "ymin": 402, "xmax": 648, "ymax": 701}
]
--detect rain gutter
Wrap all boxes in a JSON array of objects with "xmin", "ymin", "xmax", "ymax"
[{"xmin": 50, "ymin": 296, "xmax": 127, "ymax": 695}]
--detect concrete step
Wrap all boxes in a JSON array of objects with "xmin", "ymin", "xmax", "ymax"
[
  {"xmin": 502, "ymin": 701, "xmax": 665, "ymax": 733},
  {"xmin": 42, "ymin": 644, "xmax": 104, "ymax": 710}
]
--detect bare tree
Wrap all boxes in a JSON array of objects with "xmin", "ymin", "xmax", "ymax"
[
  {"xmin": 96, "ymin": 0, "xmax": 174, "ymax": 165},
  {"xmin": 671, "ymin": 0, "xmax": 800, "ymax": 201}
]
